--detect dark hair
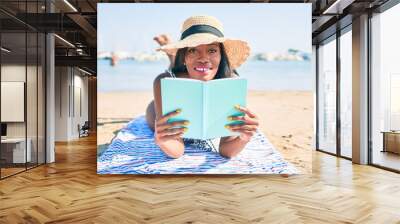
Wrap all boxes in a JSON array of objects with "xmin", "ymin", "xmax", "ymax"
[{"xmin": 171, "ymin": 43, "xmax": 235, "ymax": 79}]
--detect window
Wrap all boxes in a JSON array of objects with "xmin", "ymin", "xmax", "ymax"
[
  {"xmin": 340, "ymin": 29, "xmax": 352, "ymax": 158},
  {"xmin": 370, "ymin": 2, "xmax": 400, "ymax": 171},
  {"xmin": 0, "ymin": 1, "xmax": 46, "ymax": 179},
  {"xmin": 317, "ymin": 36, "xmax": 337, "ymax": 154}
]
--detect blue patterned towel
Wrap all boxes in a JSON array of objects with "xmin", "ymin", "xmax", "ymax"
[{"xmin": 97, "ymin": 116, "xmax": 299, "ymax": 174}]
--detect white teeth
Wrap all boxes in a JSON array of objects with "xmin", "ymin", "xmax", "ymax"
[{"xmin": 194, "ymin": 67, "xmax": 210, "ymax": 72}]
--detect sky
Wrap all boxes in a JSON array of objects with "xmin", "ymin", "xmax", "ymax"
[{"xmin": 98, "ymin": 3, "xmax": 311, "ymax": 54}]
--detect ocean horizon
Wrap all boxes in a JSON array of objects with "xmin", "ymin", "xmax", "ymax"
[{"xmin": 98, "ymin": 59, "xmax": 312, "ymax": 92}]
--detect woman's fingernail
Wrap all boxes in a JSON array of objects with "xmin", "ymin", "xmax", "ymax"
[
  {"xmin": 183, "ymin": 121, "xmax": 190, "ymax": 125},
  {"xmin": 234, "ymin": 104, "xmax": 241, "ymax": 110},
  {"xmin": 183, "ymin": 127, "xmax": 188, "ymax": 132},
  {"xmin": 176, "ymin": 109, "xmax": 182, "ymax": 113},
  {"xmin": 224, "ymin": 125, "xmax": 230, "ymax": 129},
  {"xmin": 227, "ymin": 116, "xmax": 233, "ymax": 121}
]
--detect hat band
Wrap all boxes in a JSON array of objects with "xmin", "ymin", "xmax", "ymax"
[{"xmin": 180, "ymin": 25, "xmax": 224, "ymax": 40}]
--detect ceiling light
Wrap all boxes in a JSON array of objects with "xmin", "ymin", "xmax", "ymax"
[
  {"xmin": 54, "ymin": 34, "xmax": 75, "ymax": 48},
  {"xmin": 78, "ymin": 67, "xmax": 92, "ymax": 76},
  {"xmin": 63, "ymin": 0, "xmax": 78, "ymax": 12},
  {"xmin": 1, "ymin": 47, "xmax": 11, "ymax": 53},
  {"xmin": 76, "ymin": 48, "xmax": 84, "ymax": 55},
  {"xmin": 322, "ymin": 0, "xmax": 354, "ymax": 15}
]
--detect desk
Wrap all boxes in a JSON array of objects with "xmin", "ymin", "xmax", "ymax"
[
  {"xmin": 1, "ymin": 138, "xmax": 31, "ymax": 163},
  {"xmin": 381, "ymin": 131, "xmax": 400, "ymax": 154}
]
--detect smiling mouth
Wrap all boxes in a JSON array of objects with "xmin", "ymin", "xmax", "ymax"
[{"xmin": 194, "ymin": 67, "xmax": 212, "ymax": 72}]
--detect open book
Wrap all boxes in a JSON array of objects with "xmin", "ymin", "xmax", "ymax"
[{"xmin": 161, "ymin": 77, "xmax": 247, "ymax": 140}]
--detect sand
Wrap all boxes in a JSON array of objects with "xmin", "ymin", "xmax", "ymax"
[{"xmin": 98, "ymin": 90, "xmax": 313, "ymax": 174}]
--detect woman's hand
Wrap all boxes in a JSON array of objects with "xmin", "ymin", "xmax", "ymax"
[
  {"xmin": 153, "ymin": 34, "xmax": 172, "ymax": 47},
  {"xmin": 153, "ymin": 34, "xmax": 175, "ymax": 68},
  {"xmin": 154, "ymin": 109, "xmax": 189, "ymax": 145},
  {"xmin": 225, "ymin": 105, "xmax": 259, "ymax": 142}
]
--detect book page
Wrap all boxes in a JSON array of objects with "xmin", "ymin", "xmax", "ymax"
[
  {"xmin": 205, "ymin": 78, "xmax": 247, "ymax": 139},
  {"xmin": 161, "ymin": 78, "xmax": 203, "ymax": 139}
]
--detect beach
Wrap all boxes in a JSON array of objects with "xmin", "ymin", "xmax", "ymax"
[{"xmin": 98, "ymin": 90, "xmax": 313, "ymax": 174}]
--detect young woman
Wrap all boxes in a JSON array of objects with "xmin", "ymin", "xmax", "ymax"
[{"xmin": 145, "ymin": 15, "xmax": 259, "ymax": 159}]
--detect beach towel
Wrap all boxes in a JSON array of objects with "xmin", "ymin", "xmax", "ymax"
[{"xmin": 97, "ymin": 116, "xmax": 299, "ymax": 174}]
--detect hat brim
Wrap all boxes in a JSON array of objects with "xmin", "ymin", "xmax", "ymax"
[{"xmin": 157, "ymin": 33, "xmax": 250, "ymax": 69}]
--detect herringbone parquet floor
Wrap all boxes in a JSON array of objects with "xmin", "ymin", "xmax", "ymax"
[{"xmin": 1, "ymin": 135, "xmax": 400, "ymax": 224}]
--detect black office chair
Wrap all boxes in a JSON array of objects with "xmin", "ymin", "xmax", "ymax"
[{"xmin": 79, "ymin": 121, "xmax": 90, "ymax": 138}]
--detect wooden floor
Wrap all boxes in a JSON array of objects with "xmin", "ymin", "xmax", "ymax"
[
  {"xmin": 0, "ymin": 135, "xmax": 400, "ymax": 223},
  {"xmin": 1, "ymin": 163, "xmax": 45, "ymax": 178},
  {"xmin": 0, "ymin": 167, "xmax": 26, "ymax": 178},
  {"xmin": 372, "ymin": 150, "xmax": 400, "ymax": 171}
]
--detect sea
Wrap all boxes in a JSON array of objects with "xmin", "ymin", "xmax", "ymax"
[{"xmin": 97, "ymin": 59, "xmax": 313, "ymax": 92}]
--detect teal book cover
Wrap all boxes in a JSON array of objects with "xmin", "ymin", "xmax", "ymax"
[{"xmin": 161, "ymin": 77, "xmax": 247, "ymax": 140}]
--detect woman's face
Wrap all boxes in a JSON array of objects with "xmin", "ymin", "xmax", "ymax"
[{"xmin": 184, "ymin": 43, "xmax": 221, "ymax": 81}]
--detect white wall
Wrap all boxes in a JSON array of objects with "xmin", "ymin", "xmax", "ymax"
[
  {"xmin": 1, "ymin": 65, "xmax": 26, "ymax": 128},
  {"xmin": 1, "ymin": 63, "xmax": 46, "ymax": 163},
  {"xmin": 1, "ymin": 65, "xmax": 29, "ymax": 138},
  {"xmin": 55, "ymin": 66, "xmax": 69, "ymax": 141},
  {"xmin": 74, "ymin": 73, "xmax": 89, "ymax": 137},
  {"xmin": 55, "ymin": 67, "xmax": 89, "ymax": 141}
]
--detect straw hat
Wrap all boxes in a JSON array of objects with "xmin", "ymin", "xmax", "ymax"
[{"xmin": 157, "ymin": 15, "xmax": 251, "ymax": 69}]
